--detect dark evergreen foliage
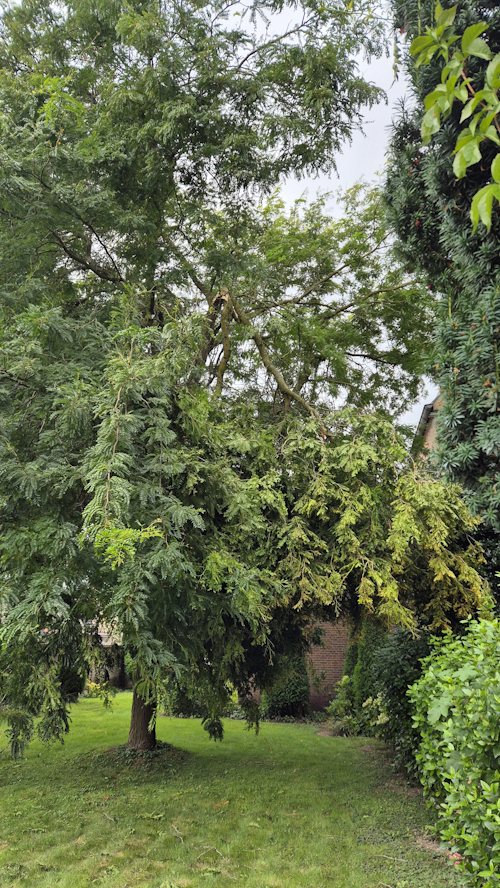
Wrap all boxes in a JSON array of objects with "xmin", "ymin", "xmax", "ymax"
[
  {"xmin": 372, "ymin": 629, "xmax": 430, "ymax": 779},
  {"xmin": 351, "ymin": 620, "xmax": 386, "ymax": 711},
  {"xmin": 342, "ymin": 635, "xmax": 360, "ymax": 679},
  {"xmin": 261, "ymin": 654, "xmax": 311, "ymax": 719},
  {"xmin": 386, "ymin": 1, "xmax": 500, "ymax": 561}
]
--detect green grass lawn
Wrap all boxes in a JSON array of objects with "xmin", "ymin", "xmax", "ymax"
[{"xmin": 0, "ymin": 693, "xmax": 463, "ymax": 888}]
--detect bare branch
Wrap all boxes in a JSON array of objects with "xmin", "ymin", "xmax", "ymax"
[
  {"xmin": 231, "ymin": 293, "xmax": 326, "ymax": 431},
  {"xmin": 320, "ymin": 281, "xmax": 418, "ymax": 321},
  {"xmin": 214, "ymin": 292, "xmax": 232, "ymax": 396},
  {"xmin": 230, "ymin": 15, "xmax": 314, "ymax": 75},
  {"xmin": 49, "ymin": 231, "xmax": 123, "ymax": 283},
  {"xmin": 282, "ymin": 236, "xmax": 390, "ymax": 306},
  {"xmin": 345, "ymin": 352, "xmax": 401, "ymax": 367}
]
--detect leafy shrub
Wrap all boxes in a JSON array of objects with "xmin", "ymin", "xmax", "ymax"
[
  {"xmin": 261, "ymin": 654, "xmax": 310, "ymax": 719},
  {"xmin": 326, "ymin": 621, "xmax": 387, "ymax": 737},
  {"xmin": 361, "ymin": 693, "xmax": 389, "ymax": 731},
  {"xmin": 159, "ymin": 677, "xmax": 207, "ymax": 718},
  {"xmin": 306, "ymin": 710, "xmax": 328, "ymax": 724},
  {"xmin": 325, "ymin": 675, "xmax": 360, "ymax": 736},
  {"xmin": 84, "ymin": 680, "xmax": 116, "ymax": 705},
  {"xmin": 409, "ymin": 618, "xmax": 500, "ymax": 887},
  {"xmin": 351, "ymin": 620, "xmax": 386, "ymax": 711},
  {"xmin": 342, "ymin": 636, "xmax": 359, "ymax": 679},
  {"xmin": 159, "ymin": 678, "xmax": 244, "ymax": 722},
  {"xmin": 59, "ymin": 663, "xmax": 86, "ymax": 698},
  {"xmin": 372, "ymin": 629, "xmax": 430, "ymax": 779}
]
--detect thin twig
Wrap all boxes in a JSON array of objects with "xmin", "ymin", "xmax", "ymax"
[
  {"xmin": 172, "ymin": 824, "xmax": 184, "ymax": 843},
  {"xmin": 374, "ymin": 854, "xmax": 405, "ymax": 862},
  {"xmin": 232, "ymin": 16, "xmax": 313, "ymax": 74},
  {"xmin": 103, "ymin": 812, "xmax": 116, "ymax": 823},
  {"xmin": 196, "ymin": 846, "xmax": 227, "ymax": 861}
]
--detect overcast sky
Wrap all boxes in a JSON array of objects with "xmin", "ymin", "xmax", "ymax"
[{"xmin": 281, "ymin": 53, "xmax": 437, "ymax": 429}]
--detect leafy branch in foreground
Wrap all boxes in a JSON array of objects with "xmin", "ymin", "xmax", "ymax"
[{"xmin": 410, "ymin": 1, "xmax": 500, "ymax": 230}]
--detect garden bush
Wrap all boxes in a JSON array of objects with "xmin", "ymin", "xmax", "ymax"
[
  {"xmin": 325, "ymin": 675, "xmax": 360, "ymax": 736},
  {"xmin": 342, "ymin": 635, "xmax": 359, "ymax": 679},
  {"xmin": 409, "ymin": 618, "xmax": 500, "ymax": 887},
  {"xmin": 261, "ymin": 654, "xmax": 310, "ymax": 719},
  {"xmin": 372, "ymin": 629, "xmax": 430, "ymax": 780},
  {"xmin": 351, "ymin": 620, "xmax": 386, "ymax": 711},
  {"xmin": 158, "ymin": 675, "xmax": 209, "ymax": 718},
  {"xmin": 326, "ymin": 620, "xmax": 387, "ymax": 737}
]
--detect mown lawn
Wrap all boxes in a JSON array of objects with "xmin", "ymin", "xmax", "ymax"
[{"xmin": 0, "ymin": 693, "xmax": 462, "ymax": 888}]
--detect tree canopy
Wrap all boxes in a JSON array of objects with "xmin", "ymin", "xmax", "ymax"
[{"xmin": 0, "ymin": 0, "xmax": 491, "ymax": 754}]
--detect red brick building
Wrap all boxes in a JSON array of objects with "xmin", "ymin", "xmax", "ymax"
[{"xmin": 307, "ymin": 621, "xmax": 350, "ymax": 709}]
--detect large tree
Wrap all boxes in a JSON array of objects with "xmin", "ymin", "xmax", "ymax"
[{"xmin": 0, "ymin": 0, "xmax": 490, "ymax": 755}]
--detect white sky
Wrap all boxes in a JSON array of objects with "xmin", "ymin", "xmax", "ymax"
[{"xmin": 280, "ymin": 53, "xmax": 437, "ymax": 430}]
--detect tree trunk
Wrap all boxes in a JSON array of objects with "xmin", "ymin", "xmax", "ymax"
[{"xmin": 127, "ymin": 685, "xmax": 157, "ymax": 751}]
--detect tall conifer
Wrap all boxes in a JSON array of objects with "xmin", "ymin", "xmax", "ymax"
[{"xmin": 386, "ymin": 0, "xmax": 500, "ymax": 585}]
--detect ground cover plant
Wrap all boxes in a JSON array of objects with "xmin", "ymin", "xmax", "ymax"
[{"xmin": 0, "ymin": 693, "xmax": 465, "ymax": 888}]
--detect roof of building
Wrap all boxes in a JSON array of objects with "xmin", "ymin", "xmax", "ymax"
[
  {"xmin": 411, "ymin": 394, "xmax": 441, "ymax": 455},
  {"xmin": 415, "ymin": 401, "xmax": 435, "ymax": 439}
]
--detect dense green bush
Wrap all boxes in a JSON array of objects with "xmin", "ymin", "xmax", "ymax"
[
  {"xmin": 261, "ymin": 654, "xmax": 310, "ymax": 719},
  {"xmin": 351, "ymin": 621, "xmax": 386, "ymax": 711},
  {"xmin": 326, "ymin": 620, "xmax": 386, "ymax": 737},
  {"xmin": 158, "ymin": 675, "xmax": 209, "ymax": 719},
  {"xmin": 409, "ymin": 618, "xmax": 500, "ymax": 887},
  {"xmin": 372, "ymin": 629, "xmax": 430, "ymax": 780},
  {"xmin": 342, "ymin": 636, "xmax": 359, "ymax": 679},
  {"xmin": 325, "ymin": 675, "xmax": 359, "ymax": 736}
]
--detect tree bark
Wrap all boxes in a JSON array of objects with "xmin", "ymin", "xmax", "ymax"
[{"xmin": 127, "ymin": 685, "xmax": 157, "ymax": 751}]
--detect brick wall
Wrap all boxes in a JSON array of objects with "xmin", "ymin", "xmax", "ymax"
[{"xmin": 307, "ymin": 621, "xmax": 349, "ymax": 710}]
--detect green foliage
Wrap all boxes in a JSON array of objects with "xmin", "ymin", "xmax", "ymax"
[
  {"xmin": 0, "ymin": 0, "xmax": 491, "ymax": 755},
  {"xmin": 0, "ymin": 375, "xmax": 491, "ymax": 755},
  {"xmin": 261, "ymin": 654, "xmax": 310, "ymax": 719},
  {"xmin": 343, "ymin": 636, "xmax": 360, "ymax": 678},
  {"xmin": 409, "ymin": 2, "xmax": 500, "ymax": 231},
  {"xmin": 327, "ymin": 620, "xmax": 387, "ymax": 737},
  {"xmin": 409, "ymin": 618, "xmax": 500, "ymax": 886},
  {"xmin": 282, "ymin": 411, "xmax": 490, "ymax": 629},
  {"xmin": 351, "ymin": 620, "xmax": 387, "ymax": 711},
  {"xmin": 159, "ymin": 675, "xmax": 210, "ymax": 720},
  {"xmin": 325, "ymin": 675, "xmax": 360, "ymax": 736},
  {"xmin": 84, "ymin": 680, "xmax": 116, "ymax": 707},
  {"xmin": 386, "ymin": 0, "xmax": 500, "ymax": 566},
  {"xmin": 372, "ymin": 629, "xmax": 430, "ymax": 779}
]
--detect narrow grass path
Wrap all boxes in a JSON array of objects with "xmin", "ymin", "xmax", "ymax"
[{"xmin": 0, "ymin": 693, "xmax": 462, "ymax": 888}]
